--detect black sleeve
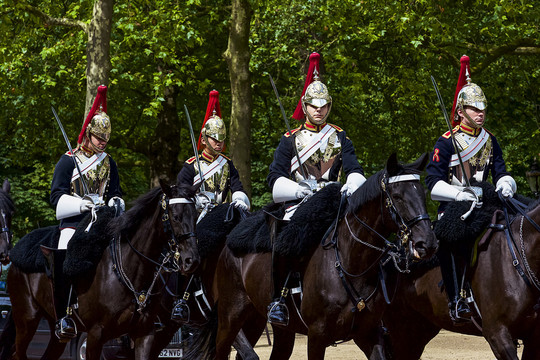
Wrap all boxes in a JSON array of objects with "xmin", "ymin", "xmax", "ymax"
[
  {"xmin": 228, "ymin": 160, "xmax": 245, "ymax": 194},
  {"xmin": 106, "ymin": 156, "xmax": 122, "ymax": 199},
  {"xmin": 339, "ymin": 130, "xmax": 364, "ymax": 177},
  {"xmin": 267, "ymin": 135, "xmax": 294, "ymax": 189},
  {"xmin": 50, "ymin": 154, "xmax": 75, "ymax": 208}
]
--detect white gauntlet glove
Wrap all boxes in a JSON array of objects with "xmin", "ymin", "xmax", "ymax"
[
  {"xmin": 231, "ymin": 191, "xmax": 250, "ymax": 211},
  {"xmin": 455, "ymin": 190, "xmax": 477, "ymax": 202},
  {"xmin": 340, "ymin": 172, "xmax": 367, "ymax": 197},
  {"xmin": 108, "ymin": 196, "xmax": 126, "ymax": 212},
  {"xmin": 496, "ymin": 176, "xmax": 517, "ymax": 198},
  {"xmin": 295, "ymin": 181, "xmax": 313, "ymax": 199},
  {"xmin": 80, "ymin": 199, "xmax": 94, "ymax": 213}
]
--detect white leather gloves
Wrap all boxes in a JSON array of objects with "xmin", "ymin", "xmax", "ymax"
[
  {"xmin": 341, "ymin": 172, "xmax": 367, "ymax": 197},
  {"xmin": 496, "ymin": 176, "xmax": 517, "ymax": 198},
  {"xmin": 272, "ymin": 177, "xmax": 314, "ymax": 203},
  {"xmin": 295, "ymin": 181, "xmax": 313, "ymax": 199},
  {"xmin": 108, "ymin": 196, "xmax": 126, "ymax": 212},
  {"xmin": 80, "ymin": 198, "xmax": 94, "ymax": 213},
  {"xmin": 455, "ymin": 190, "xmax": 477, "ymax": 202},
  {"xmin": 231, "ymin": 191, "xmax": 251, "ymax": 211}
]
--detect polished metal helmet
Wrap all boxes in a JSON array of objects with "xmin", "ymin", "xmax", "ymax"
[
  {"xmin": 456, "ymin": 83, "xmax": 487, "ymax": 112},
  {"xmin": 201, "ymin": 111, "xmax": 226, "ymax": 142},
  {"xmin": 301, "ymin": 70, "xmax": 333, "ymax": 124},
  {"xmin": 86, "ymin": 107, "xmax": 111, "ymax": 142}
]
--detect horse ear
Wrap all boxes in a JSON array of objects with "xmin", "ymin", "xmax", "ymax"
[
  {"xmin": 2, "ymin": 179, "xmax": 10, "ymax": 194},
  {"xmin": 159, "ymin": 178, "xmax": 171, "ymax": 197},
  {"xmin": 386, "ymin": 153, "xmax": 399, "ymax": 176},
  {"xmin": 411, "ymin": 152, "xmax": 429, "ymax": 171}
]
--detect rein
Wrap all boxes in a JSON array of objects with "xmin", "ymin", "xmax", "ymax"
[
  {"xmin": 110, "ymin": 193, "xmax": 196, "ymax": 312},
  {"xmin": 332, "ymin": 172, "xmax": 429, "ymax": 311},
  {"xmin": 490, "ymin": 195, "xmax": 540, "ymax": 292},
  {"xmin": 0, "ymin": 210, "xmax": 12, "ymax": 247}
]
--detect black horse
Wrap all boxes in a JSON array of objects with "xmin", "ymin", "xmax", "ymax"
[
  {"xmin": 0, "ymin": 179, "xmax": 14, "ymax": 265},
  {"xmin": 5, "ymin": 182, "xmax": 200, "ymax": 360}
]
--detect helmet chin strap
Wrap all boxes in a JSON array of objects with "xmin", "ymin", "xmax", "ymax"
[
  {"xmin": 459, "ymin": 105, "xmax": 482, "ymax": 129},
  {"xmin": 202, "ymin": 133, "xmax": 221, "ymax": 156},
  {"xmin": 85, "ymin": 133, "xmax": 107, "ymax": 153},
  {"xmin": 301, "ymin": 101, "xmax": 331, "ymax": 125}
]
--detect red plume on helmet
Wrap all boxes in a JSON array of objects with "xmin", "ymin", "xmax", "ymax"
[
  {"xmin": 78, "ymin": 85, "xmax": 108, "ymax": 144},
  {"xmin": 197, "ymin": 90, "xmax": 222, "ymax": 150},
  {"xmin": 450, "ymin": 55, "xmax": 470, "ymax": 128},
  {"xmin": 292, "ymin": 52, "xmax": 321, "ymax": 121}
]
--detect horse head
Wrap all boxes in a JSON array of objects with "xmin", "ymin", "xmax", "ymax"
[
  {"xmin": 160, "ymin": 179, "xmax": 200, "ymax": 274},
  {"xmin": 0, "ymin": 179, "xmax": 14, "ymax": 265},
  {"xmin": 383, "ymin": 153, "xmax": 438, "ymax": 260}
]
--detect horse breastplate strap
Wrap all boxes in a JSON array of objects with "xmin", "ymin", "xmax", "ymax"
[
  {"xmin": 71, "ymin": 150, "xmax": 111, "ymax": 198},
  {"xmin": 450, "ymin": 132, "xmax": 492, "ymax": 186},
  {"xmin": 293, "ymin": 127, "xmax": 341, "ymax": 181}
]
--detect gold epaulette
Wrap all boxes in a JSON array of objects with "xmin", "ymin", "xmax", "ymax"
[
  {"xmin": 442, "ymin": 126, "xmax": 459, "ymax": 139},
  {"xmin": 328, "ymin": 123, "xmax": 344, "ymax": 132},
  {"xmin": 220, "ymin": 154, "xmax": 231, "ymax": 161},
  {"xmin": 284, "ymin": 127, "xmax": 301, "ymax": 137},
  {"xmin": 186, "ymin": 156, "xmax": 197, "ymax": 164}
]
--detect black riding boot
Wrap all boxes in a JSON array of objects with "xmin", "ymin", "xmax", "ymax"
[
  {"xmin": 437, "ymin": 246, "xmax": 472, "ymax": 324},
  {"xmin": 41, "ymin": 245, "xmax": 77, "ymax": 342},
  {"xmin": 267, "ymin": 270, "xmax": 291, "ymax": 326}
]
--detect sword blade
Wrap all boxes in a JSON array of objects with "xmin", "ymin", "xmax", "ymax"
[{"xmin": 183, "ymin": 104, "xmax": 206, "ymax": 192}]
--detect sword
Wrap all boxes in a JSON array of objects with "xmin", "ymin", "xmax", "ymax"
[
  {"xmin": 268, "ymin": 74, "xmax": 308, "ymax": 181},
  {"xmin": 51, "ymin": 106, "xmax": 90, "ymax": 196},
  {"xmin": 183, "ymin": 104, "xmax": 206, "ymax": 192},
  {"xmin": 430, "ymin": 76, "xmax": 471, "ymax": 189},
  {"xmin": 430, "ymin": 76, "xmax": 481, "ymax": 219}
]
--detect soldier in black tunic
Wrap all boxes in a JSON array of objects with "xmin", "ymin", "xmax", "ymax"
[
  {"xmin": 48, "ymin": 85, "xmax": 123, "ymax": 340},
  {"xmin": 425, "ymin": 56, "xmax": 516, "ymax": 323},
  {"xmin": 266, "ymin": 53, "xmax": 365, "ymax": 325}
]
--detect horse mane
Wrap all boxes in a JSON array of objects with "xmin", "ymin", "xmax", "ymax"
[
  {"xmin": 0, "ymin": 189, "xmax": 15, "ymax": 215},
  {"xmin": 347, "ymin": 160, "xmax": 422, "ymax": 215},
  {"xmin": 108, "ymin": 185, "xmax": 195, "ymax": 236},
  {"xmin": 525, "ymin": 196, "xmax": 540, "ymax": 212}
]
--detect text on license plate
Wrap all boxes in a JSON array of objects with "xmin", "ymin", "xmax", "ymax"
[{"xmin": 159, "ymin": 348, "xmax": 183, "ymax": 358}]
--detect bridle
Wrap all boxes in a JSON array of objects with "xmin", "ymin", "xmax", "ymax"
[
  {"xmin": 334, "ymin": 172, "xmax": 431, "ymax": 312},
  {"xmin": 0, "ymin": 209, "xmax": 12, "ymax": 249},
  {"xmin": 110, "ymin": 192, "xmax": 197, "ymax": 312}
]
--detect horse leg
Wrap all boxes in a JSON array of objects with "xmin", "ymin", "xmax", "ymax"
[
  {"xmin": 353, "ymin": 325, "xmax": 387, "ymax": 360},
  {"xmin": 215, "ymin": 301, "xmax": 256, "ymax": 360},
  {"xmin": 269, "ymin": 326, "xmax": 295, "ymax": 360},
  {"xmin": 40, "ymin": 319, "xmax": 68, "ymax": 360},
  {"xmin": 133, "ymin": 334, "xmax": 154, "ymax": 360},
  {"xmin": 85, "ymin": 328, "xmax": 106, "ymax": 360},
  {"xmin": 12, "ymin": 315, "xmax": 40, "ymax": 360},
  {"xmin": 306, "ymin": 333, "xmax": 328, "ymax": 360},
  {"xmin": 484, "ymin": 327, "xmax": 519, "ymax": 360},
  {"xmin": 520, "ymin": 320, "xmax": 540, "ymax": 360}
]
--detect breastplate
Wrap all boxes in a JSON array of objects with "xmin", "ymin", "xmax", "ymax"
[
  {"xmin": 71, "ymin": 150, "xmax": 111, "ymax": 199},
  {"xmin": 294, "ymin": 129, "xmax": 341, "ymax": 181},
  {"xmin": 194, "ymin": 160, "xmax": 230, "ymax": 204},
  {"xmin": 450, "ymin": 133, "xmax": 493, "ymax": 186}
]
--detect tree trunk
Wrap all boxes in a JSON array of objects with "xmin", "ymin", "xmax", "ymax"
[
  {"xmin": 85, "ymin": 0, "xmax": 113, "ymax": 116},
  {"xmin": 149, "ymin": 82, "xmax": 181, "ymax": 187},
  {"xmin": 224, "ymin": 0, "xmax": 253, "ymax": 196}
]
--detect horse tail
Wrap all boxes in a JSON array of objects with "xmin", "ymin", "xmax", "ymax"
[
  {"xmin": 182, "ymin": 306, "xmax": 218, "ymax": 360},
  {"xmin": 0, "ymin": 311, "xmax": 16, "ymax": 360}
]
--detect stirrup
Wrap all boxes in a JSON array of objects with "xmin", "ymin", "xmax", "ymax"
[
  {"xmin": 171, "ymin": 299, "xmax": 190, "ymax": 322},
  {"xmin": 55, "ymin": 316, "xmax": 77, "ymax": 342},
  {"xmin": 267, "ymin": 300, "xmax": 289, "ymax": 326}
]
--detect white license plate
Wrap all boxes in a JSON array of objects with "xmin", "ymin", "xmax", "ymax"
[{"xmin": 159, "ymin": 348, "xmax": 183, "ymax": 358}]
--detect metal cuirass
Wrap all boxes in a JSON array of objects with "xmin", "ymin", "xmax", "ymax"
[
  {"xmin": 71, "ymin": 149, "xmax": 111, "ymax": 199},
  {"xmin": 194, "ymin": 160, "xmax": 230, "ymax": 204},
  {"xmin": 293, "ymin": 129, "xmax": 341, "ymax": 182},
  {"xmin": 449, "ymin": 133, "xmax": 493, "ymax": 186}
]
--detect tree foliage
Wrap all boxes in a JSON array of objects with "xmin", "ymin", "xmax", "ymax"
[{"xmin": 0, "ymin": 0, "xmax": 538, "ymax": 238}]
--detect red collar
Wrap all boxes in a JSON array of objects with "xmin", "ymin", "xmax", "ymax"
[
  {"xmin": 201, "ymin": 149, "xmax": 218, "ymax": 162},
  {"xmin": 304, "ymin": 121, "xmax": 327, "ymax": 132},
  {"xmin": 459, "ymin": 123, "xmax": 482, "ymax": 136}
]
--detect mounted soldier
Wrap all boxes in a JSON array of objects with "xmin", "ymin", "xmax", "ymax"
[
  {"xmin": 47, "ymin": 85, "xmax": 123, "ymax": 340},
  {"xmin": 425, "ymin": 55, "xmax": 516, "ymax": 323},
  {"xmin": 266, "ymin": 52, "xmax": 366, "ymax": 325},
  {"xmin": 173, "ymin": 89, "xmax": 250, "ymax": 320}
]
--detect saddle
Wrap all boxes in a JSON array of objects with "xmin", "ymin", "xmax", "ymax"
[
  {"xmin": 10, "ymin": 207, "xmax": 116, "ymax": 278},
  {"xmin": 226, "ymin": 183, "xmax": 342, "ymax": 258}
]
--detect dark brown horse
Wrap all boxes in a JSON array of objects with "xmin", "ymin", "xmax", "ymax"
[
  {"xmin": 0, "ymin": 179, "xmax": 14, "ymax": 265},
  {"xmin": 138, "ymin": 203, "xmax": 257, "ymax": 359},
  {"xmin": 5, "ymin": 182, "xmax": 200, "ymax": 360},
  {"xmin": 187, "ymin": 153, "xmax": 438, "ymax": 360},
  {"xmin": 382, "ymin": 194, "xmax": 540, "ymax": 360}
]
